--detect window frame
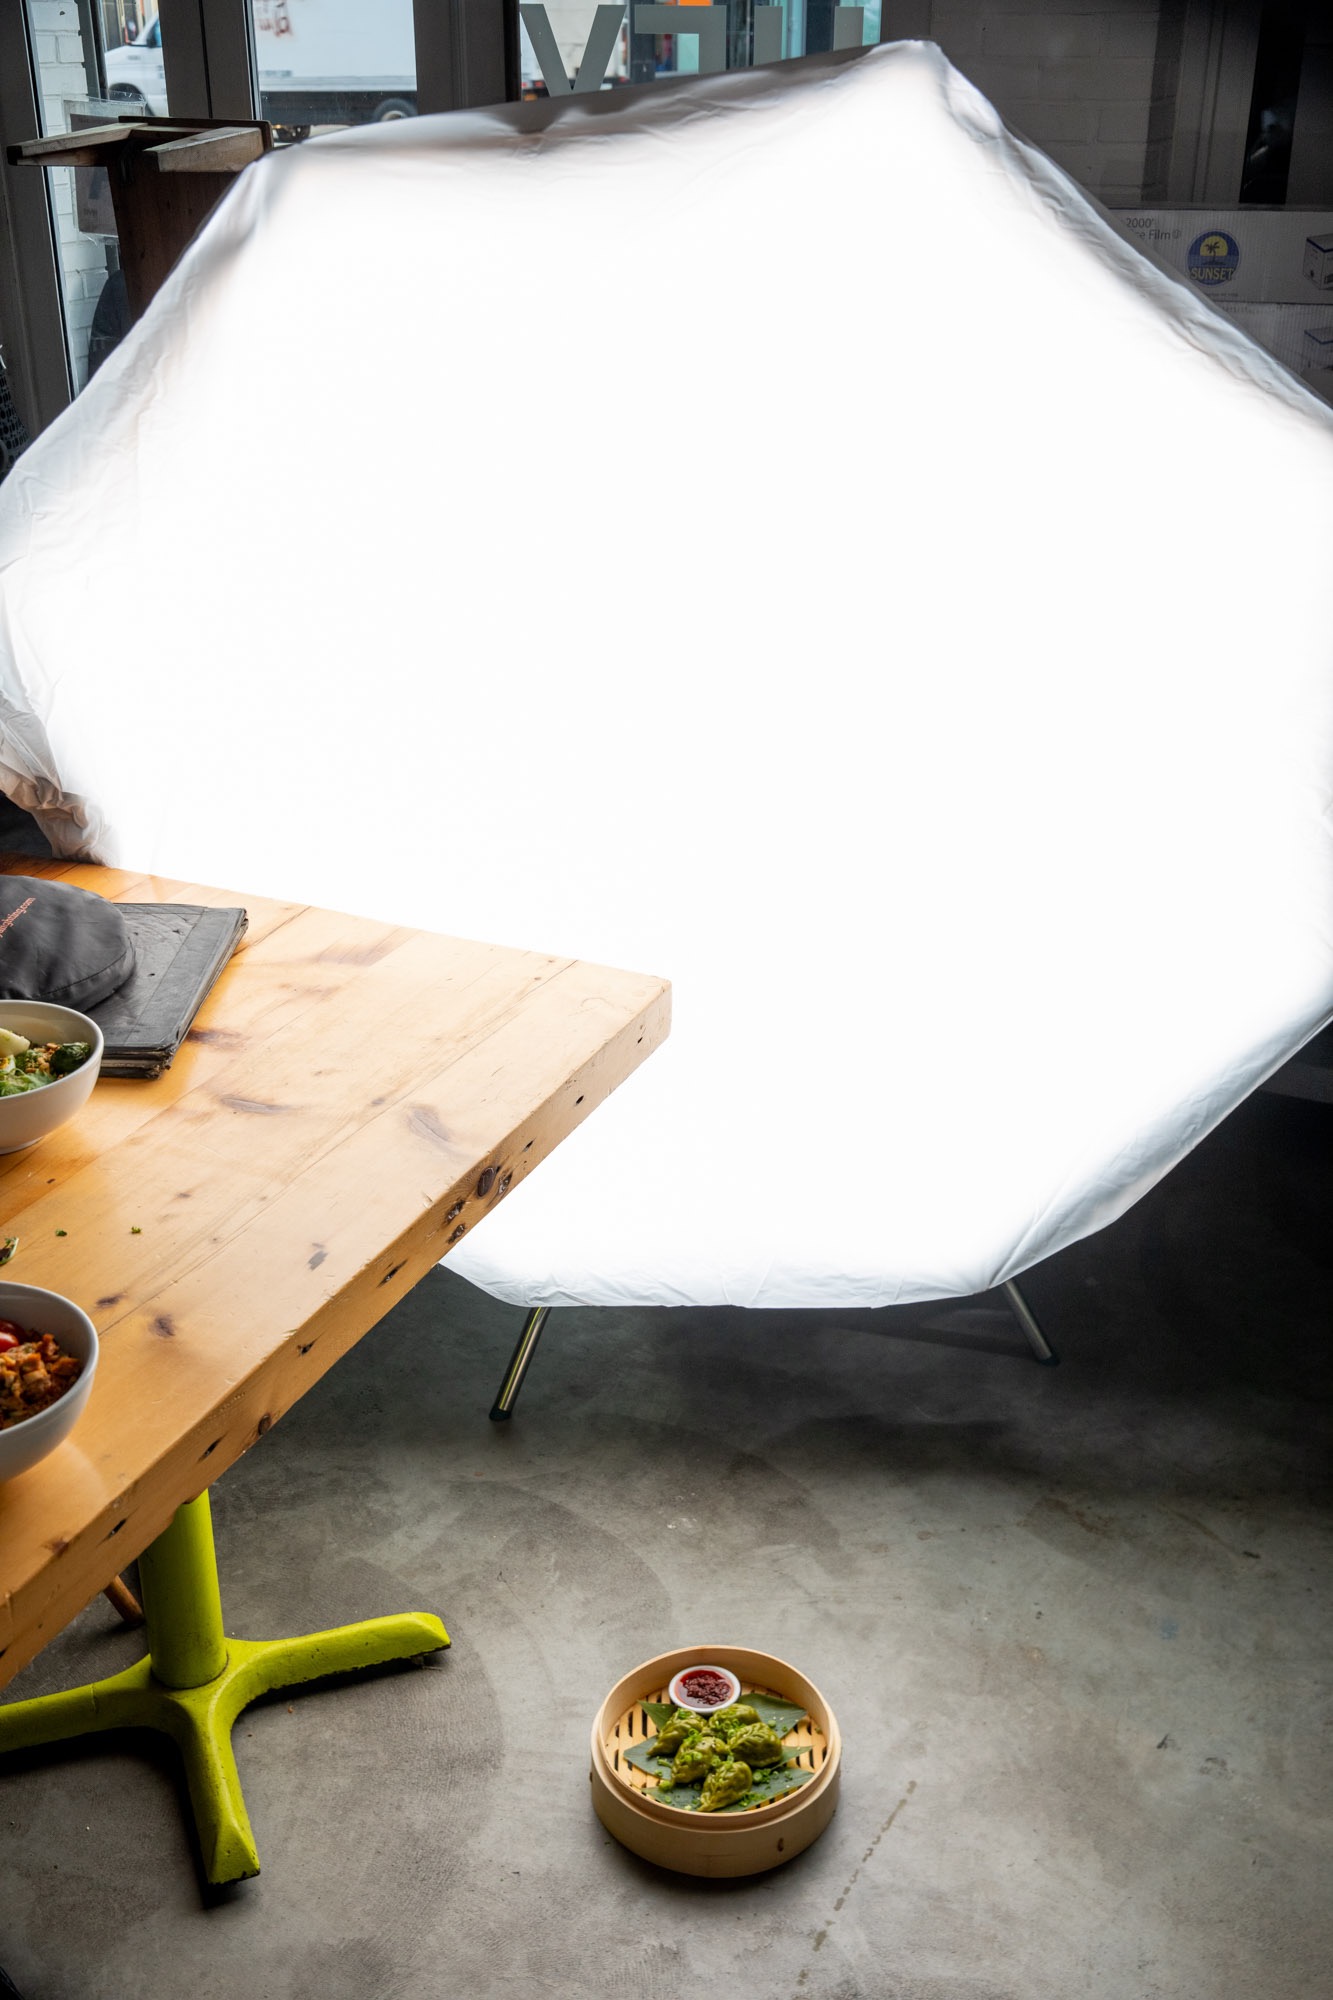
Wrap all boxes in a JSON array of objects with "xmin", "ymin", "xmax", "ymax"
[
  {"xmin": 0, "ymin": 0, "xmax": 507, "ymax": 438},
  {"xmin": 0, "ymin": 5, "xmax": 74, "ymax": 434},
  {"xmin": 0, "ymin": 1, "xmax": 1302, "ymax": 444}
]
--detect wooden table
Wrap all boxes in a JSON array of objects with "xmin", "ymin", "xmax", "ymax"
[{"xmin": 0, "ymin": 857, "xmax": 669, "ymax": 1878}]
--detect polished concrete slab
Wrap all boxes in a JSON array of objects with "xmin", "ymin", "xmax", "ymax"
[{"xmin": 1, "ymin": 1086, "xmax": 1329, "ymax": 2000}]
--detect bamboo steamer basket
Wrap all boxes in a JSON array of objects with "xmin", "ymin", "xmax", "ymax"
[{"xmin": 590, "ymin": 1644, "xmax": 841, "ymax": 1878}]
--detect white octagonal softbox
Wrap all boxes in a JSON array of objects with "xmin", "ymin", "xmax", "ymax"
[{"xmin": 0, "ymin": 43, "xmax": 1329, "ymax": 1312}]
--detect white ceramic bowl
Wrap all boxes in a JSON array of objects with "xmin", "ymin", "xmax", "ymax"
[
  {"xmin": 0, "ymin": 999, "xmax": 103, "ymax": 1154},
  {"xmin": 667, "ymin": 1663, "xmax": 743, "ymax": 1713},
  {"xmin": 0, "ymin": 1282, "xmax": 98, "ymax": 1482}
]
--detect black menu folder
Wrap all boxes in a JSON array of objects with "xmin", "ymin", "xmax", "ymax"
[{"xmin": 86, "ymin": 903, "xmax": 248, "ymax": 1078}]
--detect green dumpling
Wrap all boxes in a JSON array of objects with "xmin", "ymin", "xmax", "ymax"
[
  {"xmin": 726, "ymin": 1722, "xmax": 786, "ymax": 1768},
  {"xmin": 650, "ymin": 1709, "xmax": 704, "ymax": 1761},
  {"xmin": 670, "ymin": 1733, "xmax": 727, "ymax": 1784},
  {"xmin": 708, "ymin": 1704, "xmax": 761, "ymax": 1739},
  {"xmin": 699, "ymin": 1758, "xmax": 754, "ymax": 1812}
]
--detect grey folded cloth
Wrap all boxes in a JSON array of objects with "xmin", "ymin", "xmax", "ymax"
[{"xmin": 88, "ymin": 904, "xmax": 248, "ymax": 1078}]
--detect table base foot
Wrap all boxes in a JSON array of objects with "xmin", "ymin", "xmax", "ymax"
[{"xmin": 0, "ymin": 1604, "xmax": 449, "ymax": 1885}]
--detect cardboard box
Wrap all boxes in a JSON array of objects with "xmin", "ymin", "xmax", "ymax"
[
  {"xmin": 1303, "ymin": 322, "xmax": 1333, "ymax": 370},
  {"xmin": 1113, "ymin": 209, "xmax": 1333, "ymax": 304},
  {"xmin": 1304, "ymin": 234, "xmax": 1333, "ymax": 290},
  {"xmin": 1211, "ymin": 303, "xmax": 1333, "ymax": 405}
]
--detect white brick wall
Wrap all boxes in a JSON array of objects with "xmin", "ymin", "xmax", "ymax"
[
  {"xmin": 1097, "ymin": 98, "xmax": 1152, "ymax": 144},
  {"xmin": 954, "ymin": 0, "xmax": 1133, "ymax": 13},
  {"xmin": 1099, "ymin": 11, "xmax": 1159, "ymax": 60},
  {"xmin": 920, "ymin": 6, "xmax": 979, "ymax": 58},
  {"xmin": 927, "ymin": 1, "xmax": 1168, "ymax": 205},
  {"xmin": 1004, "ymin": 98, "xmax": 1099, "ymax": 144},
  {"xmin": 1040, "ymin": 54, "xmax": 1155, "ymax": 100},
  {"xmin": 40, "ymin": 68, "xmax": 91, "ymax": 129},
  {"xmin": 28, "ymin": 1, "xmax": 82, "ymax": 26},
  {"xmin": 979, "ymin": 16, "xmax": 1107, "ymax": 60},
  {"xmin": 26, "ymin": 7, "xmax": 109, "ymax": 390}
]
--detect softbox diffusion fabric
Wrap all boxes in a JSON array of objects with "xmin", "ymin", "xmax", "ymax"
[{"xmin": 0, "ymin": 43, "xmax": 1329, "ymax": 1311}]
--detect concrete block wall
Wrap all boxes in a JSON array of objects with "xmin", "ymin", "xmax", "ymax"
[{"xmin": 915, "ymin": 1, "xmax": 1168, "ymax": 205}]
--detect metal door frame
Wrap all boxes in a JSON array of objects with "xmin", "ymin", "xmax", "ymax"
[{"xmin": 0, "ymin": 6, "xmax": 78, "ymax": 434}]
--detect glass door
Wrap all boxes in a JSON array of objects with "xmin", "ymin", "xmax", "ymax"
[
  {"xmin": 250, "ymin": 0, "xmax": 420, "ymax": 142},
  {"xmin": 8, "ymin": 0, "xmax": 441, "ymax": 403},
  {"xmin": 20, "ymin": 2, "xmax": 180, "ymax": 392},
  {"xmin": 102, "ymin": 6, "xmax": 168, "ymax": 116},
  {"xmin": 0, "ymin": 0, "xmax": 523, "ymax": 434}
]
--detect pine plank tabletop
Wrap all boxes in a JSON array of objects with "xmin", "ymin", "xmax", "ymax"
[{"xmin": 0, "ymin": 859, "xmax": 669, "ymax": 1689}]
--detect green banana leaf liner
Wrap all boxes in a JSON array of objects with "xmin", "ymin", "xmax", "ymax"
[{"xmin": 625, "ymin": 1693, "xmax": 816, "ymax": 1814}]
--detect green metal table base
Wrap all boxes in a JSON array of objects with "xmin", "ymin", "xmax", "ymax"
[{"xmin": 0, "ymin": 1492, "xmax": 449, "ymax": 1883}]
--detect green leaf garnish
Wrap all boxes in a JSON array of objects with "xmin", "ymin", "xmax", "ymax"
[
  {"xmin": 745, "ymin": 1694, "xmax": 808, "ymax": 1736},
  {"xmin": 622, "ymin": 1735, "xmax": 815, "ymax": 1812}
]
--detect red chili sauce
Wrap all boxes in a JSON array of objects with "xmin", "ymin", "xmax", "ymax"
[{"xmin": 677, "ymin": 1669, "xmax": 734, "ymax": 1707}]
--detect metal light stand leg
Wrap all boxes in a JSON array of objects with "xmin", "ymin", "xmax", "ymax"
[
  {"xmin": 487, "ymin": 1284, "xmax": 1054, "ymax": 1421},
  {"xmin": 1000, "ymin": 1279, "xmax": 1059, "ymax": 1365},
  {"xmin": 0, "ymin": 1492, "xmax": 449, "ymax": 1884},
  {"xmin": 489, "ymin": 1306, "xmax": 552, "ymax": 1421}
]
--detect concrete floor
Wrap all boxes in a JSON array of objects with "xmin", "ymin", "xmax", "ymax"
[{"xmin": 0, "ymin": 1074, "xmax": 1328, "ymax": 1999}]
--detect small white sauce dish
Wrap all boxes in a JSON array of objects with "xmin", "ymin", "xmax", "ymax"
[{"xmin": 667, "ymin": 1664, "xmax": 743, "ymax": 1713}]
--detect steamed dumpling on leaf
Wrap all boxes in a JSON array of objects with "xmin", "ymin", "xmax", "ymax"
[
  {"xmin": 670, "ymin": 1733, "xmax": 727, "ymax": 1784},
  {"xmin": 726, "ymin": 1721, "xmax": 786, "ymax": 1768},
  {"xmin": 708, "ymin": 1704, "xmax": 761, "ymax": 1738},
  {"xmin": 650, "ymin": 1709, "xmax": 703, "ymax": 1760},
  {"xmin": 699, "ymin": 1758, "xmax": 753, "ymax": 1812}
]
